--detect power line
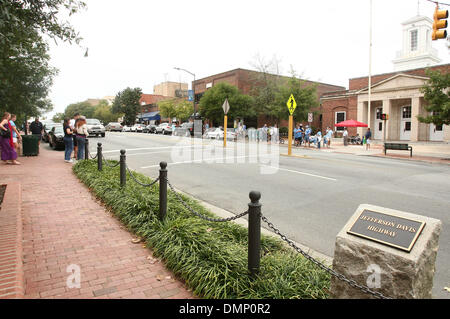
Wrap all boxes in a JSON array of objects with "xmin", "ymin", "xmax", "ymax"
[{"xmin": 424, "ymin": 0, "xmax": 450, "ymax": 7}]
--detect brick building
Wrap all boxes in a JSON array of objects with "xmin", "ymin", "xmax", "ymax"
[
  {"xmin": 320, "ymin": 63, "xmax": 450, "ymax": 142},
  {"xmin": 137, "ymin": 94, "xmax": 171, "ymax": 124},
  {"xmin": 193, "ymin": 68, "xmax": 345, "ymax": 129}
]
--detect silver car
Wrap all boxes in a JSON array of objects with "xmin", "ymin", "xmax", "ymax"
[{"xmin": 86, "ymin": 118, "xmax": 106, "ymax": 137}]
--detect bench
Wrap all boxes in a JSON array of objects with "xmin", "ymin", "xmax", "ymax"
[{"xmin": 384, "ymin": 143, "xmax": 412, "ymax": 157}]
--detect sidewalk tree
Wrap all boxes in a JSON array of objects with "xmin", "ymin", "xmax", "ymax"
[
  {"xmin": 158, "ymin": 99, "xmax": 178, "ymax": 123},
  {"xmin": 52, "ymin": 112, "xmax": 65, "ymax": 123},
  {"xmin": 0, "ymin": 0, "xmax": 86, "ymax": 117},
  {"xmin": 93, "ymin": 100, "xmax": 119, "ymax": 124},
  {"xmin": 112, "ymin": 87, "xmax": 143, "ymax": 125},
  {"xmin": 418, "ymin": 69, "xmax": 450, "ymax": 126},
  {"xmin": 64, "ymin": 101, "xmax": 95, "ymax": 118},
  {"xmin": 198, "ymin": 82, "xmax": 254, "ymax": 125},
  {"xmin": 159, "ymin": 98, "xmax": 194, "ymax": 123}
]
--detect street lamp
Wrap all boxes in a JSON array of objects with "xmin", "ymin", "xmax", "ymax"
[{"xmin": 173, "ymin": 67, "xmax": 196, "ymax": 119}]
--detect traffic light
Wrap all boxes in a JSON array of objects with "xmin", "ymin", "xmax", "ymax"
[
  {"xmin": 432, "ymin": 7, "xmax": 448, "ymax": 40},
  {"xmin": 381, "ymin": 114, "xmax": 389, "ymax": 121}
]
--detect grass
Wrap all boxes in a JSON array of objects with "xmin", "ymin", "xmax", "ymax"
[{"xmin": 73, "ymin": 160, "xmax": 331, "ymax": 299}]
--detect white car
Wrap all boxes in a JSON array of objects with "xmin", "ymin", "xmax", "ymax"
[
  {"xmin": 86, "ymin": 118, "xmax": 105, "ymax": 137},
  {"xmin": 132, "ymin": 124, "xmax": 144, "ymax": 132},
  {"xmin": 122, "ymin": 125, "xmax": 131, "ymax": 132},
  {"xmin": 204, "ymin": 128, "xmax": 236, "ymax": 140},
  {"xmin": 155, "ymin": 123, "xmax": 172, "ymax": 135}
]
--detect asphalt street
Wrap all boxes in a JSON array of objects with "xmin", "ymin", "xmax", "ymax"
[{"xmin": 86, "ymin": 132, "xmax": 450, "ymax": 298}]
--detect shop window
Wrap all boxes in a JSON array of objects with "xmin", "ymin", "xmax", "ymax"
[{"xmin": 335, "ymin": 111, "xmax": 346, "ymax": 131}]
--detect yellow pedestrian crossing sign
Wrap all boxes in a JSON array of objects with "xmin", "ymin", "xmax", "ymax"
[{"xmin": 287, "ymin": 94, "xmax": 297, "ymax": 115}]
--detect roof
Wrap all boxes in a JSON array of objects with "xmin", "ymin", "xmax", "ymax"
[{"xmin": 139, "ymin": 94, "xmax": 170, "ymax": 105}]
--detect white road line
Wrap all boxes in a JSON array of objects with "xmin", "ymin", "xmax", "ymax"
[
  {"xmin": 100, "ymin": 145, "xmax": 201, "ymax": 154},
  {"xmin": 140, "ymin": 154, "xmax": 261, "ymax": 169},
  {"xmin": 261, "ymin": 165, "xmax": 337, "ymax": 181}
]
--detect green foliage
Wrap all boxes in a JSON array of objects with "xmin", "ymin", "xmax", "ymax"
[
  {"xmin": 93, "ymin": 100, "xmax": 120, "ymax": 124},
  {"xmin": 159, "ymin": 98, "xmax": 194, "ymax": 122},
  {"xmin": 52, "ymin": 112, "xmax": 65, "ymax": 123},
  {"xmin": 112, "ymin": 87, "xmax": 142, "ymax": 125},
  {"xmin": 0, "ymin": 0, "xmax": 86, "ymax": 118},
  {"xmin": 198, "ymin": 82, "xmax": 255, "ymax": 124},
  {"xmin": 419, "ymin": 69, "xmax": 450, "ymax": 126},
  {"xmin": 64, "ymin": 101, "xmax": 95, "ymax": 118},
  {"xmin": 73, "ymin": 160, "xmax": 331, "ymax": 299}
]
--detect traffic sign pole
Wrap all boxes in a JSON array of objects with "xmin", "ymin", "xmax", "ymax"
[
  {"xmin": 224, "ymin": 115, "xmax": 227, "ymax": 147},
  {"xmin": 288, "ymin": 115, "xmax": 293, "ymax": 156}
]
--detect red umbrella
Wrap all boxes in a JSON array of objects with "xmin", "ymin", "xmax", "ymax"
[{"xmin": 335, "ymin": 119, "xmax": 368, "ymax": 128}]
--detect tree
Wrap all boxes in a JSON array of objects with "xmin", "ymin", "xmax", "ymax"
[
  {"xmin": 112, "ymin": 88, "xmax": 142, "ymax": 125},
  {"xmin": 93, "ymin": 100, "xmax": 120, "ymax": 124},
  {"xmin": 198, "ymin": 82, "xmax": 254, "ymax": 125},
  {"xmin": 418, "ymin": 69, "xmax": 450, "ymax": 126},
  {"xmin": 158, "ymin": 99, "xmax": 178, "ymax": 122},
  {"xmin": 273, "ymin": 71, "xmax": 319, "ymax": 123},
  {"xmin": 52, "ymin": 112, "xmax": 65, "ymax": 123},
  {"xmin": 0, "ymin": 0, "xmax": 85, "ymax": 117},
  {"xmin": 158, "ymin": 98, "xmax": 194, "ymax": 123},
  {"xmin": 64, "ymin": 101, "xmax": 95, "ymax": 118}
]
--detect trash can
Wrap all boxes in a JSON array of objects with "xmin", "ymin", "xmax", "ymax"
[{"xmin": 21, "ymin": 134, "xmax": 39, "ymax": 156}]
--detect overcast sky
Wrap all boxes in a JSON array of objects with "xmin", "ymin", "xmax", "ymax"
[{"xmin": 45, "ymin": 0, "xmax": 450, "ymax": 117}]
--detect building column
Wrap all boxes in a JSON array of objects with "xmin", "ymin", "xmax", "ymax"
[
  {"xmin": 357, "ymin": 100, "xmax": 366, "ymax": 137},
  {"xmin": 382, "ymin": 99, "xmax": 391, "ymax": 141},
  {"xmin": 410, "ymin": 97, "xmax": 420, "ymax": 142}
]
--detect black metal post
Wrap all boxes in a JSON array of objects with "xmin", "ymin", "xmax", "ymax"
[
  {"xmin": 159, "ymin": 161, "xmax": 168, "ymax": 221},
  {"xmin": 120, "ymin": 149, "xmax": 126, "ymax": 187},
  {"xmin": 84, "ymin": 138, "xmax": 89, "ymax": 160},
  {"xmin": 97, "ymin": 143, "xmax": 102, "ymax": 171},
  {"xmin": 248, "ymin": 191, "xmax": 261, "ymax": 278}
]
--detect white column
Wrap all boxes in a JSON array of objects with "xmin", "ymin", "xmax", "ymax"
[{"xmin": 410, "ymin": 97, "xmax": 420, "ymax": 142}]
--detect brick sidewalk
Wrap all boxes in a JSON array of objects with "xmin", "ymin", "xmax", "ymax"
[{"xmin": 0, "ymin": 145, "xmax": 194, "ymax": 299}]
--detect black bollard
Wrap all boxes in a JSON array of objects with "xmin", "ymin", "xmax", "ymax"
[
  {"xmin": 97, "ymin": 142, "xmax": 102, "ymax": 171},
  {"xmin": 248, "ymin": 191, "xmax": 262, "ymax": 278},
  {"xmin": 159, "ymin": 162, "xmax": 168, "ymax": 221},
  {"xmin": 84, "ymin": 138, "xmax": 89, "ymax": 160},
  {"xmin": 120, "ymin": 149, "xmax": 126, "ymax": 187}
]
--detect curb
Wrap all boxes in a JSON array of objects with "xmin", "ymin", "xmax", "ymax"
[{"xmin": 0, "ymin": 182, "xmax": 24, "ymax": 299}]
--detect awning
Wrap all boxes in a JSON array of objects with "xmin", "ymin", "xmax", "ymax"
[{"xmin": 138, "ymin": 111, "xmax": 160, "ymax": 121}]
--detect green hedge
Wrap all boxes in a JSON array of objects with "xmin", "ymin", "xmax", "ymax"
[{"xmin": 73, "ymin": 160, "xmax": 330, "ymax": 299}]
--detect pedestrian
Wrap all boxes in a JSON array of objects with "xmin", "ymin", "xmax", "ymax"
[
  {"xmin": 324, "ymin": 127, "xmax": 333, "ymax": 148},
  {"xmin": 9, "ymin": 114, "xmax": 22, "ymax": 154},
  {"xmin": 294, "ymin": 125, "xmax": 302, "ymax": 147},
  {"xmin": 70, "ymin": 113, "xmax": 80, "ymax": 159},
  {"xmin": 316, "ymin": 130, "xmax": 322, "ymax": 149},
  {"xmin": 271, "ymin": 124, "xmax": 279, "ymax": 144},
  {"xmin": 299, "ymin": 124, "xmax": 304, "ymax": 146},
  {"xmin": 261, "ymin": 124, "xmax": 268, "ymax": 143},
  {"xmin": 343, "ymin": 127, "xmax": 349, "ymax": 146},
  {"xmin": 75, "ymin": 116, "xmax": 89, "ymax": 160},
  {"xmin": 0, "ymin": 112, "xmax": 20, "ymax": 165},
  {"xmin": 63, "ymin": 118, "xmax": 74, "ymax": 163},
  {"xmin": 365, "ymin": 128, "xmax": 372, "ymax": 150},
  {"xmin": 305, "ymin": 125, "xmax": 312, "ymax": 147},
  {"xmin": 29, "ymin": 117, "xmax": 43, "ymax": 153}
]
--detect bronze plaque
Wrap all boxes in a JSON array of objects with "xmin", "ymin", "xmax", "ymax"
[{"xmin": 347, "ymin": 209, "xmax": 426, "ymax": 252}]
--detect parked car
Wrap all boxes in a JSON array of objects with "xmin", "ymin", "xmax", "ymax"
[
  {"xmin": 143, "ymin": 124, "xmax": 157, "ymax": 133},
  {"xmin": 42, "ymin": 122, "xmax": 58, "ymax": 143},
  {"xmin": 131, "ymin": 123, "xmax": 144, "ymax": 132},
  {"xmin": 155, "ymin": 123, "xmax": 172, "ymax": 135},
  {"xmin": 86, "ymin": 118, "xmax": 105, "ymax": 137},
  {"xmin": 172, "ymin": 122, "xmax": 194, "ymax": 137},
  {"xmin": 105, "ymin": 122, "xmax": 123, "ymax": 132},
  {"xmin": 48, "ymin": 124, "xmax": 65, "ymax": 150},
  {"xmin": 122, "ymin": 125, "xmax": 131, "ymax": 132},
  {"xmin": 204, "ymin": 127, "xmax": 236, "ymax": 140}
]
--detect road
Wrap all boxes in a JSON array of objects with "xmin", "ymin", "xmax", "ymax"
[{"xmin": 86, "ymin": 132, "xmax": 450, "ymax": 298}]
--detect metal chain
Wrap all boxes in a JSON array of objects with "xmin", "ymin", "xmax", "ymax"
[
  {"xmin": 126, "ymin": 164, "xmax": 160, "ymax": 187},
  {"xmin": 260, "ymin": 214, "xmax": 391, "ymax": 300},
  {"xmin": 88, "ymin": 149, "xmax": 98, "ymax": 160},
  {"xmin": 101, "ymin": 153, "xmax": 120, "ymax": 168},
  {"xmin": 166, "ymin": 178, "xmax": 249, "ymax": 222}
]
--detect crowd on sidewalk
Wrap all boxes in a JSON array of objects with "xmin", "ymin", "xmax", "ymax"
[{"xmin": 0, "ymin": 112, "xmax": 22, "ymax": 165}]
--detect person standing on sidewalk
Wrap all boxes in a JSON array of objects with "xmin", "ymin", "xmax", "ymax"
[
  {"xmin": 75, "ymin": 116, "xmax": 89, "ymax": 160},
  {"xmin": 343, "ymin": 127, "xmax": 348, "ymax": 146},
  {"xmin": 29, "ymin": 117, "xmax": 43, "ymax": 153},
  {"xmin": 304, "ymin": 125, "xmax": 312, "ymax": 147},
  {"xmin": 316, "ymin": 130, "xmax": 322, "ymax": 149},
  {"xmin": 70, "ymin": 113, "xmax": 80, "ymax": 160},
  {"xmin": 324, "ymin": 127, "xmax": 333, "ymax": 148},
  {"xmin": 63, "ymin": 118, "xmax": 74, "ymax": 163},
  {"xmin": 9, "ymin": 114, "xmax": 22, "ymax": 154},
  {"xmin": 365, "ymin": 128, "xmax": 372, "ymax": 150},
  {"xmin": 0, "ymin": 112, "xmax": 20, "ymax": 165}
]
